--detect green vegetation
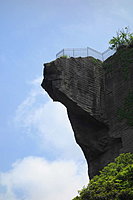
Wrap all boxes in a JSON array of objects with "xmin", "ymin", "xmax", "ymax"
[
  {"xmin": 72, "ymin": 153, "xmax": 133, "ymax": 200},
  {"xmin": 72, "ymin": 30, "xmax": 133, "ymax": 200},
  {"xmin": 60, "ymin": 55, "xmax": 69, "ymax": 58},
  {"xmin": 109, "ymin": 27, "xmax": 133, "ymax": 50},
  {"xmin": 103, "ymin": 46, "xmax": 133, "ymax": 77},
  {"xmin": 90, "ymin": 57, "xmax": 102, "ymax": 65},
  {"xmin": 117, "ymin": 92, "xmax": 133, "ymax": 126}
]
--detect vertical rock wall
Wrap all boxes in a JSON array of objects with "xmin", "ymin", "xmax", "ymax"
[
  {"xmin": 103, "ymin": 48, "xmax": 133, "ymax": 153},
  {"xmin": 41, "ymin": 48, "xmax": 133, "ymax": 179}
]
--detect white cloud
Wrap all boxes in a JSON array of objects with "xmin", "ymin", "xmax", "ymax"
[
  {"xmin": 14, "ymin": 77, "xmax": 86, "ymax": 161},
  {"xmin": 0, "ymin": 157, "xmax": 88, "ymax": 200},
  {"xmin": 12, "ymin": 77, "xmax": 89, "ymax": 199}
]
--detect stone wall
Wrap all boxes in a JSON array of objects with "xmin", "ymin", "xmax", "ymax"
[{"xmin": 41, "ymin": 48, "xmax": 133, "ymax": 179}]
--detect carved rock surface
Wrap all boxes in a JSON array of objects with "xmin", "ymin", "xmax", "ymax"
[{"xmin": 41, "ymin": 49, "xmax": 133, "ymax": 179}]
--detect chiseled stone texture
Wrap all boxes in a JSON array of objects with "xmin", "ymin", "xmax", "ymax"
[
  {"xmin": 103, "ymin": 48, "xmax": 133, "ymax": 155},
  {"xmin": 41, "ymin": 49, "xmax": 133, "ymax": 179}
]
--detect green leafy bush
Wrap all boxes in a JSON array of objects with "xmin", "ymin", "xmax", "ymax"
[
  {"xmin": 72, "ymin": 153, "xmax": 133, "ymax": 200},
  {"xmin": 60, "ymin": 55, "xmax": 69, "ymax": 58},
  {"xmin": 109, "ymin": 27, "xmax": 133, "ymax": 50}
]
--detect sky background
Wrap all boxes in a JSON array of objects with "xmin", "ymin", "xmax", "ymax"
[{"xmin": 0, "ymin": 0, "xmax": 133, "ymax": 199}]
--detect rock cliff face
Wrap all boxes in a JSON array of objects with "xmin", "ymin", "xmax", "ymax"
[{"xmin": 41, "ymin": 48, "xmax": 133, "ymax": 179}]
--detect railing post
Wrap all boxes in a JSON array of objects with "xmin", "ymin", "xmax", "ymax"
[
  {"xmin": 87, "ymin": 47, "xmax": 89, "ymax": 56},
  {"xmin": 56, "ymin": 47, "xmax": 115, "ymax": 61},
  {"xmin": 63, "ymin": 49, "xmax": 64, "ymax": 56},
  {"xmin": 102, "ymin": 53, "xmax": 104, "ymax": 61},
  {"xmin": 73, "ymin": 48, "xmax": 74, "ymax": 57}
]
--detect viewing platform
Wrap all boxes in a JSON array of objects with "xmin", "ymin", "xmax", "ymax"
[{"xmin": 56, "ymin": 47, "xmax": 116, "ymax": 61}]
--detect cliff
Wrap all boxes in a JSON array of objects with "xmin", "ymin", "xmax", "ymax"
[{"xmin": 41, "ymin": 48, "xmax": 133, "ymax": 179}]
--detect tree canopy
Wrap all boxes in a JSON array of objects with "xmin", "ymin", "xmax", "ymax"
[{"xmin": 72, "ymin": 153, "xmax": 133, "ymax": 200}]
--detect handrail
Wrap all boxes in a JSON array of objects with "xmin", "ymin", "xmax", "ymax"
[{"xmin": 56, "ymin": 47, "xmax": 115, "ymax": 61}]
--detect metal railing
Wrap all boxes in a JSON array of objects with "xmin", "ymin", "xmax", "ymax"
[{"xmin": 56, "ymin": 47, "xmax": 116, "ymax": 61}]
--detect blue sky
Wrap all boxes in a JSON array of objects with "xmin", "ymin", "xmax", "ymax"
[{"xmin": 0, "ymin": 0, "xmax": 133, "ymax": 199}]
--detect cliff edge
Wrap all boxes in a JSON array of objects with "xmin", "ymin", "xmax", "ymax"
[{"xmin": 41, "ymin": 48, "xmax": 133, "ymax": 179}]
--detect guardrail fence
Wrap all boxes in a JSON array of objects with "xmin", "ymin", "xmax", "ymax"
[{"xmin": 56, "ymin": 47, "xmax": 115, "ymax": 61}]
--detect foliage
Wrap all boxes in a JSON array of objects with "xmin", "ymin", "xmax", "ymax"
[
  {"xmin": 90, "ymin": 57, "xmax": 102, "ymax": 65},
  {"xmin": 109, "ymin": 27, "xmax": 133, "ymax": 50},
  {"xmin": 103, "ymin": 46, "xmax": 133, "ymax": 81},
  {"xmin": 72, "ymin": 153, "xmax": 133, "ymax": 200},
  {"xmin": 117, "ymin": 92, "xmax": 133, "ymax": 126},
  {"xmin": 60, "ymin": 55, "xmax": 69, "ymax": 58}
]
